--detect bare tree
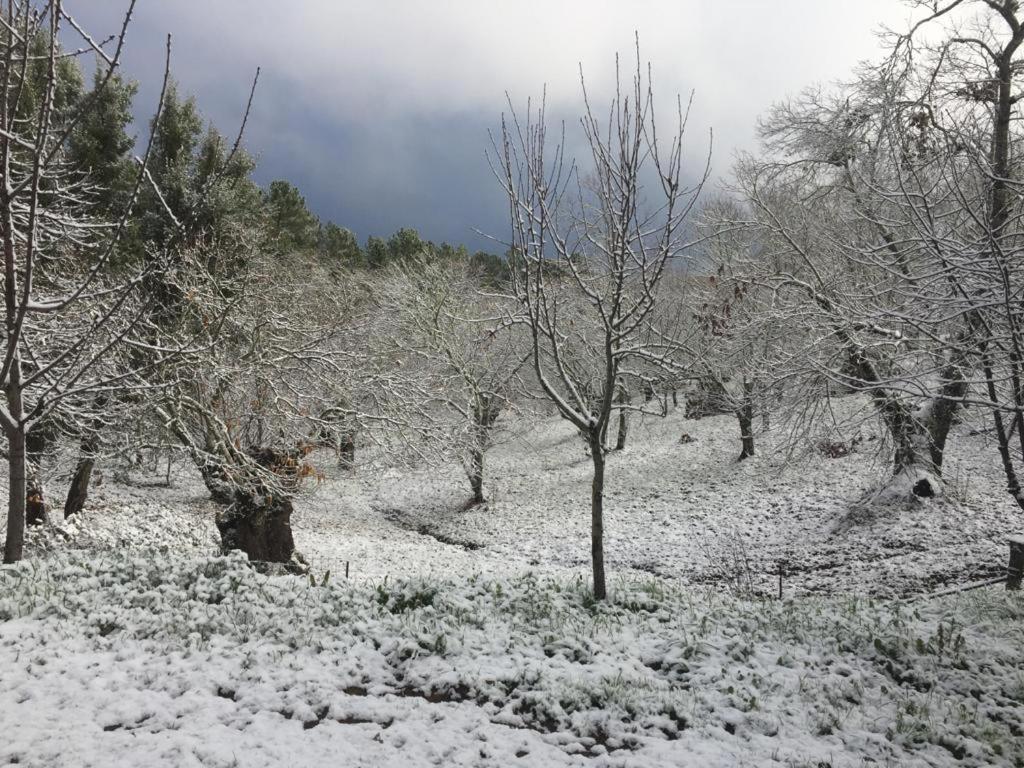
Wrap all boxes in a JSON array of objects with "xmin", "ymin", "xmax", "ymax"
[
  {"xmin": 889, "ymin": 0, "xmax": 1024, "ymax": 510},
  {"xmin": 493, "ymin": 49, "xmax": 708, "ymax": 599},
  {"xmin": 734, "ymin": 65, "xmax": 973, "ymax": 499},
  {"xmin": 377, "ymin": 254, "xmax": 526, "ymax": 505},
  {"xmin": 729, "ymin": 0, "xmax": 1024, "ymax": 507},
  {"xmin": 688, "ymin": 198, "xmax": 782, "ymax": 462},
  {"xmin": 0, "ymin": 1, "xmax": 185, "ymax": 562},
  {"xmin": 149, "ymin": 240, "xmax": 362, "ymax": 569}
]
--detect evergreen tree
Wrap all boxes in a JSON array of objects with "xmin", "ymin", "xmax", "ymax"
[
  {"xmin": 68, "ymin": 68, "xmax": 138, "ymax": 220},
  {"xmin": 318, "ymin": 222, "xmax": 363, "ymax": 266},
  {"xmin": 140, "ymin": 80, "xmax": 203, "ymax": 247},
  {"xmin": 263, "ymin": 180, "xmax": 319, "ymax": 254},
  {"xmin": 469, "ymin": 250, "xmax": 509, "ymax": 286},
  {"xmin": 190, "ymin": 126, "xmax": 262, "ymax": 275},
  {"xmin": 385, "ymin": 227, "xmax": 424, "ymax": 262},
  {"xmin": 365, "ymin": 235, "xmax": 388, "ymax": 269}
]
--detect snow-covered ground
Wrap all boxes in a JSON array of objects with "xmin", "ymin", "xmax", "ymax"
[
  {"xmin": 328, "ymin": 403, "xmax": 1016, "ymax": 597},
  {"xmin": 21, "ymin": 401, "xmax": 1013, "ymax": 597},
  {"xmin": 3, "ymin": 400, "xmax": 1022, "ymax": 766},
  {"xmin": 1, "ymin": 551, "xmax": 1022, "ymax": 767}
]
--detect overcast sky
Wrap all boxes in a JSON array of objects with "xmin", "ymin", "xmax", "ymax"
[{"xmin": 73, "ymin": 1, "xmax": 918, "ymax": 250}]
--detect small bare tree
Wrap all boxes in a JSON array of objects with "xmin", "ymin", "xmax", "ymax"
[
  {"xmin": 377, "ymin": 254, "xmax": 526, "ymax": 505},
  {"xmin": 493, "ymin": 50, "xmax": 708, "ymax": 599}
]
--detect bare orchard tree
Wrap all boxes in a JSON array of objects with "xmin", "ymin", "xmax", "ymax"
[
  {"xmin": 376, "ymin": 254, "xmax": 526, "ymax": 505},
  {"xmin": 689, "ymin": 197, "xmax": 788, "ymax": 462},
  {"xmin": 734, "ymin": 58, "xmax": 976, "ymax": 501},
  {"xmin": 0, "ymin": 1, "xmax": 183, "ymax": 562},
  {"xmin": 733, "ymin": 0, "xmax": 1024, "ymax": 506},
  {"xmin": 887, "ymin": 0, "xmax": 1024, "ymax": 510},
  {"xmin": 493, "ymin": 52, "xmax": 708, "ymax": 599},
  {"xmin": 151, "ymin": 243, "xmax": 358, "ymax": 570}
]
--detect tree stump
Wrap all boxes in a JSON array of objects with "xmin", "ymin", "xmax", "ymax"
[{"xmin": 215, "ymin": 486, "xmax": 299, "ymax": 568}]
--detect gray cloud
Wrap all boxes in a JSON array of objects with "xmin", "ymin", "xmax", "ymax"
[{"xmin": 71, "ymin": 1, "xmax": 915, "ymax": 247}]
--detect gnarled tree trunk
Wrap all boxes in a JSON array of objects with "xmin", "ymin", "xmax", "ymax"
[
  {"xmin": 214, "ymin": 484, "xmax": 297, "ymax": 565},
  {"xmin": 162, "ymin": 405, "xmax": 303, "ymax": 570}
]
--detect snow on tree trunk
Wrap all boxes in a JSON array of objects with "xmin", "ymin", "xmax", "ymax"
[
  {"xmin": 737, "ymin": 406, "xmax": 755, "ymax": 461},
  {"xmin": 167, "ymin": 407, "xmax": 305, "ymax": 570},
  {"xmin": 873, "ymin": 386, "xmax": 963, "ymax": 502},
  {"xmin": 468, "ymin": 448, "xmax": 485, "ymax": 505},
  {"xmin": 198, "ymin": 459, "xmax": 302, "ymax": 570},
  {"xmin": 467, "ymin": 414, "xmax": 488, "ymax": 505},
  {"xmin": 464, "ymin": 397, "xmax": 501, "ymax": 505},
  {"xmin": 736, "ymin": 380, "xmax": 755, "ymax": 461}
]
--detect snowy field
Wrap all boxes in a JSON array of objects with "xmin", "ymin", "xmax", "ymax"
[
  {"xmin": 3, "ymin": 402, "xmax": 1023, "ymax": 767},
  {"xmin": 18, "ymin": 401, "xmax": 1018, "ymax": 597},
  {"xmin": 2, "ymin": 552, "xmax": 1022, "ymax": 767}
]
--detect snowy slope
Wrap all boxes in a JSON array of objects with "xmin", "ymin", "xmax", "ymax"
[
  {"xmin": 8, "ymin": 400, "xmax": 1019, "ymax": 599},
  {"xmin": 298, "ymin": 400, "xmax": 1018, "ymax": 597}
]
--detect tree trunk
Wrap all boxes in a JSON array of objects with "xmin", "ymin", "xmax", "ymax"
[
  {"xmin": 737, "ymin": 409, "xmax": 754, "ymax": 461},
  {"xmin": 25, "ymin": 427, "xmax": 48, "ymax": 526},
  {"xmin": 615, "ymin": 407, "xmax": 628, "ymax": 450},
  {"xmin": 468, "ymin": 445, "xmax": 485, "ymax": 504},
  {"xmin": 847, "ymin": 338, "xmax": 960, "ymax": 498},
  {"xmin": 980, "ymin": 351, "xmax": 1024, "ymax": 510},
  {"xmin": 4, "ymin": 425, "xmax": 26, "ymax": 563},
  {"xmin": 614, "ymin": 386, "xmax": 629, "ymax": 451},
  {"xmin": 589, "ymin": 433, "xmax": 607, "ymax": 601},
  {"xmin": 64, "ymin": 437, "xmax": 98, "ymax": 518},
  {"xmin": 735, "ymin": 379, "xmax": 755, "ymax": 461},
  {"xmin": 925, "ymin": 365, "xmax": 967, "ymax": 472},
  {"xmin": 214, "ymin": 485, "xmax": 297, "ymax": 565},
  {"xmin": 883, "ymin": 403, "xmax": 941, "ymax": 498},
  {"xmin": 165, "ymin": 410, "xmax": 304, "ymax": 570},
  {"xmin": 3, "ymin": 346, "xmax": 28, "ymax": 562},
  {"xmin": 338, "ymin": 430, "xmax": 355, "ymax": 468},
  {"xmin": 199, "ymin": 461, "xmax": 301, "ymax": 568}
]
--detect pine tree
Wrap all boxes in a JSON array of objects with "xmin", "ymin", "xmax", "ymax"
[
  {"xmin": 263, "ymin": 180, "xmax": 319, "ymax": 254},
  {"xmin": 68, "ymin": 68, "xmax": 138, "ymax": 219},
  {"xmin": 139, "ymin": 80, "xmax": 203, "ymax": 247},
  {"xmin": 318, "ymin": 222, "xmax": 363, "ymax": 267}
]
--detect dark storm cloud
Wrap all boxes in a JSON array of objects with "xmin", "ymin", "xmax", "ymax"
[{"xmin": 69, "ymin": 0, "xmax": 914, "ymax": 249}]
